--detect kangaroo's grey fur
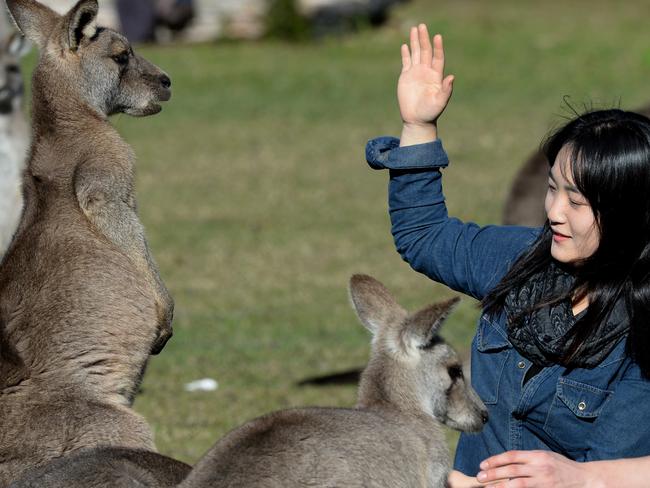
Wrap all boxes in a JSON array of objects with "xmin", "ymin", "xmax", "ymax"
[
  {"xmin": 180, "ymin": 275, "xmax": 488, "ymax": 488},
  {"xmin": 8, "ymin": 448, "xmax": 191, "ymax": 488},
  {"xmin": 0, "ymin": 0, "xmax": 174, "ymax": 484},
  {"xmin": 0, "ymin": 31, "xmax": 29, "ymax": 258}
]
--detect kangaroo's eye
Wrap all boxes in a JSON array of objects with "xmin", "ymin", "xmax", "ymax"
[
  {"xmin": 112, "ymin": 53, "xmax": 129, "ymax": 65},
  {"xmin": 448, "ymin": 365, "xmax": 463, "ymax": 381},
  {"xmin": 6, "ymin": 64, "xmax": 19, "ymax": 74}
]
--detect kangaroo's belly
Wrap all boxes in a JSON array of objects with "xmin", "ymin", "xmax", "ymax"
[{"xmin": 0, "ymin": 200, "xmax": 162, "ymax": 404}]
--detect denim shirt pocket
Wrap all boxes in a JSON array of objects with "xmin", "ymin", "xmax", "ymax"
[
  {"xmin": 472, "ymin": 314, "xmax": 512, "ymax": 405},
  {"xmin": 543, "ymin": 378, "xmax": 612, "ymax": 454}
]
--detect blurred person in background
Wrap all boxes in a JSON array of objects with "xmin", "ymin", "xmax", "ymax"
[{"xmin": 117, "ymin": 0, "xmax": 194, "ymax": 43}]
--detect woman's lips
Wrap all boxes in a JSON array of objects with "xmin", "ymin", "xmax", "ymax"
[{"xmin": 552, "ymin": 230, "xmax": 571, "ymax": 242}]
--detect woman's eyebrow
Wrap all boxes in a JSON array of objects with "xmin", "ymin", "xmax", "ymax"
[{"xmin": 548, "ymin": 170, "xmax": 580, "ymax": 193}]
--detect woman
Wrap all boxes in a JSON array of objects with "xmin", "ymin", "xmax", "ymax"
[{"xmin": 366, "ymin": 24, "xmax": 650, "ymax": 487}]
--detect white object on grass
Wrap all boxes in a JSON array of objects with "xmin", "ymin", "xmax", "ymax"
[{"xmin": 185, "ymin": 378, "xmax": 219, "ymax": 392}]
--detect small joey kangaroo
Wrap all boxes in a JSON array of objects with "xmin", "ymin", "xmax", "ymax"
[
  {"xmin": 0, "ymin": 0, "xmax": 174, "ymax": 484},
  {"xmin": 0, "ymin": 31, "xmax": 30, "ymax": 258},
  {"xmin": 181, "ymin": 274, "xmax": 488, "ymax": 488}
]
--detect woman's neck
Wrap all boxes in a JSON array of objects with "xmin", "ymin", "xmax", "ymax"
[{"xmin": 572, "ymin": 294, "xmax": 589, "ymax": 316}]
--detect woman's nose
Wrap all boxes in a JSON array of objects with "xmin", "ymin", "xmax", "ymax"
[{"xmin": 545, "ymin": 194, "xmax": 565, "ymax": 224}]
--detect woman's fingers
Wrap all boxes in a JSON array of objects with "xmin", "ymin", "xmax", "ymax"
[
  {"xmin": 418, "ymin": 24, "xmax": 432, "ymax": 67},
  {"xmin": 401, "ymin": 43, "xmax": 411, "ymax": 72},
  {"xmin": 432, "ymin": 34, "xmax": 447, "ymax": 79},
  {"xmin": 410, "ymin": 26, "xmax": 421, "ymax": 64},
  {"xmin": 443, "ymin": 74, "xmax": 454, "ymax": 95},
  {"xmin": 478, "ymin": 464, "xmax": 531, "ymax": 483},
  {"xmin": 481, "ymin": 450, "xmax": 541, "ymax": 470}
]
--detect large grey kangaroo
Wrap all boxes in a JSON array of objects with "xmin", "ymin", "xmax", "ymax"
[
  {"xmin": 0, "ymin": 0, "xmax": 177, "ymax": 484},
  {"xmin": 181, "ymin": 274, "xmax": 487, "ymax": 488},
  {"xmin": 0, "ymin": 31, "xmax": 30, "ymax": 258}
]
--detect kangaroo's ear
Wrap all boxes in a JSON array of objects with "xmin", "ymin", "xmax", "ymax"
[
  {"xmin": 6, "ymin": 0, "xmax": 60, "ymax": 49},
  {"xmin": 401, "ymin": 296, "xmax": 461, "ymax": 350},
  {"xmin": 6, "ymin": 32, "xmax": 31, "ymax": 58},
  {"xmin": 349, "ymin": 274, "xmax": 406, "ymax": 336},
  {"xmin": 63, "ymin": 0, "xmax": 98, "ymax": 51}
]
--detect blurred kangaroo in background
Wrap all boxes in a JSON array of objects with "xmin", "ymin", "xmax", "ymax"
[
  {"xmin": 181, "ymin": 275, "xmax": 488, "ymax": 488},
  {"xmin": 0, "ymin": 31, "xmax": 30, "ymax": 258},
  {"xmin": 0, "ymin": 0, "xmax": 176, "ymax": 484}
]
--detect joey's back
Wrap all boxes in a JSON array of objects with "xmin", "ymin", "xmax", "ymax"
[{"xmin": 0, "ymin": 0, "xmax": 174, "ymax": 482}]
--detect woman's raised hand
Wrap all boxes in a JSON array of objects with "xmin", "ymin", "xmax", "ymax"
[{"xmin": 398, "ymin": 24, "xmax": 454, "ymax": 129}]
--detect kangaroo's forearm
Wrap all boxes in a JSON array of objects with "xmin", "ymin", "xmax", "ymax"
[{"xmin": 74, "ymin": 170, "xmax": 168, "ymax": 294}]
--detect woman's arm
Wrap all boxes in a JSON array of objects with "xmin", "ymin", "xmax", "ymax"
[{"xmin": 367, "ymin": 25, "xmax": 538, "ymax": 299}]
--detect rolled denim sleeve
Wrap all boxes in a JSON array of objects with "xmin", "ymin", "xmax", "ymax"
[{"xmin": 366, "ymin": 136, "xmax": 540, "ymax": 300}]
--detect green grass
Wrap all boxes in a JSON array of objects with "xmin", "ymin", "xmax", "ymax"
[{"xmin": 21, "ymin": 0, "xmax": 650, "ymax": 463}]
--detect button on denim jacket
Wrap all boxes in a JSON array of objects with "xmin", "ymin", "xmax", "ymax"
[{"xmin": 366, "ymin": 136, "xmax": 650, "ymax": 475}]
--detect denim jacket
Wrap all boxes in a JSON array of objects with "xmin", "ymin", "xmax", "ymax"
[{"xmin": 366, "ymin": 136, "xmax": 650, "ymax": 475}]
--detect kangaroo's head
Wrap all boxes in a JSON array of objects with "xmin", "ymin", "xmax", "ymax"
[
  {"xmin": 350, "ymin": 274, "xmax": 488, "ymax": 433},
  {"xmin": 0, "ymin": 31, "xmax": 29, "ymax": 115},
  {"xmin": 6, "ymin": 0, "xmax": 171, "ymax": 117}
]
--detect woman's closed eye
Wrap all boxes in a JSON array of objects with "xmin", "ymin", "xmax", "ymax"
[{"xmin": 568, "ymin": 193, "xmax": 588, "ymax": 207}]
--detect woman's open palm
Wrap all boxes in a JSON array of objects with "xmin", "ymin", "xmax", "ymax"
[{"xmin": 398, "ymin": 24, "xmax": 454, "ymax": 127}]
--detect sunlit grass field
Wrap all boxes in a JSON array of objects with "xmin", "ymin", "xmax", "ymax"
[{"xmin": 22, "ymin": 0, "xmax": 650, "ymax": 463}]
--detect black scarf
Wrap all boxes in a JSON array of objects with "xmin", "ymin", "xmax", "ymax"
[{"xmin": 504, "ymin": 262, "xmax": 629, "ymax": 368}]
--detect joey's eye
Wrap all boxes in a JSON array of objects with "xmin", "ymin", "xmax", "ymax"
[
  {"xmin": 112, "ymin": 52, "xmax": 129, "ymax": 65},
  {"xmin": 448, "ymin": 365, "xmax": 463, "ymax": 381},
  {"xmin": 6, "ymin": 64, "xmax": 19, "ymax": 74}
]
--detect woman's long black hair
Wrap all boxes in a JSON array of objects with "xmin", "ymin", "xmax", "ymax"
[{"xmin": 482, "ymin": 109, "xmax": 650, "ymax": 377}]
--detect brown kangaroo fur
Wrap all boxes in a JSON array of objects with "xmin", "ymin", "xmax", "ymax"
[
  {"xmin": 502, "ymin": 105, "xmax": 650, "ymax": 226},
  {"xmin": 180, "ymin": 275, "xmax": 488, "ymax": 488},
  {"xmin": 0, "ymin": 0, "xmax": 174, "ymax": 484}
]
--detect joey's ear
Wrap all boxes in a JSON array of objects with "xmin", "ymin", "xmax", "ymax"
[
  {"xmin": 401, "ymin": 296, "xmax": 460, "ymax": 350},
  {"xmin": 6, "ymin": 32, "xmax": 31, "ymax": 58},
  {"xmin": 349, "ymin": 274, "xmax": 407, "ymax": 336},
  {"xmin": 6, "ymin": 0, "xmax": 60, "ymax": 49},
  {"xmin": 63, "ymin": 0, "xmax": 98, "ymax": 51}
]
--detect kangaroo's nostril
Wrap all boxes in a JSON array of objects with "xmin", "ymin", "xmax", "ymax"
[
  {"xmin": 160, "ymin": 75, "xmax": 171, "ymax": 89},
  {"xmin": 481, "ymin": 411, "xmax": 489, "ymax": 424}
]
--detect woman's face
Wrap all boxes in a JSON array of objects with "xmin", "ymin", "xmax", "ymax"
[{"xmin": 545, "ymin": 145, "xmax": 600, "ymax": 263}]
